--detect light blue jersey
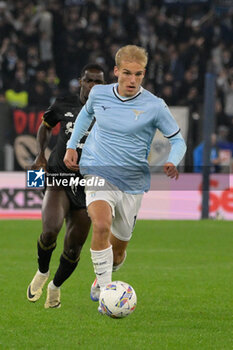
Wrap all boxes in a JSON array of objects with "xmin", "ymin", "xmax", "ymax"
[{"xmin": 67, "ymin": 83, "xmax": 186, "ymax": 193}]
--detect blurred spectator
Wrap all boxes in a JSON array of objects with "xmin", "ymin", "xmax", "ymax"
[
  {"xmin": 0, "ymin": 89, "xmax": 12, "ymax": 169},
  {"xmin": 0, "ymin": 0, "xmax": 232, "ymax": 165},
  {"xmin": 0, "ymin": 2, "xmax": 10, "ymax": 43},
  {"xmin": 223, "ymin": 77, "xmax": 233, "ymax": 120},
  {"xmin": 193, "ymin": 134, "xmax": 221, "ymax": 173},
  {"xmin": 26, "ymin": 46, "xmax": 40, "ymax": 80},
  {"xmin": 215, "ymin": 99, "xmax": 230, "ymax": 128},
  {"xmin": 216, "ymin": 125, "xmax": 233, "ymax": 168},
  {"xmin": 5, "ymin": 68, "xmax": 28, "ymax": 107},
  {"xmin": 19, "ymin": 21, "xmax": 39, "ymax": 47},
  {"xmin": 1, "ymin": 45, "xmax": 18, "ymax": 88},
  {"xmin": 39, "ymin": 32, "xmax": 53, "ymax": 63},
  {"xmin": 28, "ymin": 81, "xmax": 51, "ymax": 108},
  {"xmin": 217, "ymin": 125, "xmax": 233, "ymax": 172},
  {"xmin": 178, "ymin": 68, "xmax": 199, "ymax": 104},
  {"xmin": 46, "ymin": 66, "xmax": 60, "ymax": 92},
  {"xmin": 169, "ymin": 47, "xmax": 184, "ymax": 83},
  {"xmin": 0, "ymin": 0, "xmax": 231, "ymax": 107},
  {"xmin": 31, "ymin": 5, "xmax": 53, "ymax": 63},
  {"xmin": 68, "ymin": 78, "xmax": 79, "ymax": 95},
  {"xmin": 160, "ymin": 85, "xmax": 176, "ymax": 106},
  {"xmin": 28, "ymin": 67, "xmax": 52, "ymax": 107}
]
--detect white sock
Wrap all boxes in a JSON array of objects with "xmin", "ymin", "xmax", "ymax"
[
  {"xmin": 48, "ymin": 280, "xmax": 60, "ymax": 290},
  {"xmin": 90, "ymin": 245, "xmax": 113, "ymax": 290}
]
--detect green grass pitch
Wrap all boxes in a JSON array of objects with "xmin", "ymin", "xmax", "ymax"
[{"xmin": 0, "ymin": 220, "xmax": 232, "ymax": 350}]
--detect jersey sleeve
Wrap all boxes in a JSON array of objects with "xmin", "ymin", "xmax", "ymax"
[
  {"xmin": 155, "ymin": 98, "xmax": 180, "ymax": 138},
  {"xmin": 67, "ymin": 105, "xmax": 94, "ymax": 149},
  {"xmin": 167, "ymin": 132, "xmax": 187, "ymax": 166},
  {"xmin": 42, "ymin": 98, "xmax": 62, "ymax": 128},
  {"xmin": 66, "ymin": 87, "xmax": 96, "ymax": 148}
]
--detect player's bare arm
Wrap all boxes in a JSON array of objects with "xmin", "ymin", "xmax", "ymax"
[
  {"xmin": 64, "ymin": 148, "xmax": 79, "ymax": 172},
  {"xmin": 28, "ymin": 123, "xmax": 52, "ymax": 171},
  {"xmin": 163, "ymin": 162, "xmax": 179, "ymax": 180}
]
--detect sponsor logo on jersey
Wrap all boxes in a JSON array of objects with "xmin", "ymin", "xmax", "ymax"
[
  {"xmin": 64, "ymin": 112, "xmax": 74, "ymax": 117},
  {"xmin": 101, "ymin": 106, "xmax": 111, "ymax": 111},
  {"xmin": 132, "ymin": 110, "xmax": 144, "ymax": 120}
]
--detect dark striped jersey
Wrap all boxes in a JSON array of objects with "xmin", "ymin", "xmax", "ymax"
[{"xmin": 43, "ymin": 95, "xmax": 92, "ymax": 173}]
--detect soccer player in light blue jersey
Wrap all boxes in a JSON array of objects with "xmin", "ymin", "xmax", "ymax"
[{"xmin": 64, "ymin": 45, "xmax": 187, "ymax": 314}]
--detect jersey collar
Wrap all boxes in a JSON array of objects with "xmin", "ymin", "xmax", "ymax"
[{"xmin": 113, "ymin": 84, "xmax": 143, "ymax": 102}]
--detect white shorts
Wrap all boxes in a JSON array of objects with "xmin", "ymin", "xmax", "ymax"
[{"xmin": 85, "ymin": 176, "xmax": 143, "ymax": 242}]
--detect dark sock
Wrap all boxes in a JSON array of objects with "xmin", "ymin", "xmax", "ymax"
[
  {"xmin": 37, "ymin": 235, "xmax": 56, "ymax": 273},
  {"xmin": 53, "ymin": 253, "xmax": 79, "ymax": 287}
]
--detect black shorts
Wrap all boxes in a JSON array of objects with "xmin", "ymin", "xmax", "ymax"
[
  {"xmin": 45, "ymin": 165, "xmax": 86, "ymax": 210},
  {"xmin": 43, "ymin": 183, "xmax": 86, "ymax": 210},
  {"xmin": 65, "ymin": 184, "xmax": 86, "ymax": 210}
]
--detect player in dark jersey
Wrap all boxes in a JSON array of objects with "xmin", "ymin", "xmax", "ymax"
[{"xmin": 27, "ymin": 64, "xmax": 105, "ymax": 308}]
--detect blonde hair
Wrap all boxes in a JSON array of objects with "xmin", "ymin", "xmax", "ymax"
[{"xmin": 115, "ymin": 45, "xmax": 148, "ymax": 68}]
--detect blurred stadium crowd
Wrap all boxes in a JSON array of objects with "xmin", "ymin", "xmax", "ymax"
[{"xmin": 0, "ymin": 0, "xmax": 233, "ymax": 170}]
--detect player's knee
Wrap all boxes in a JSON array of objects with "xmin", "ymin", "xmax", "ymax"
[
  {"xmin": 64, "ymin": 248, "xmax": 80, "ymax": 263},
  {"xmin": 41, "ymin": 231, "xmax": 58, "ymax": 245},
  {"xmin": 43, "ymin": 219, "xmax": 62, "ymax": 238},
  {"xmin": 92, "ymin": 219, "xmax": 111, "ymax": 236}
]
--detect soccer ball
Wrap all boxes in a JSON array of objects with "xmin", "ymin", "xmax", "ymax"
[{"xmin": 99, "ymin": 281, "xmax": 137, "ymax": 318}]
